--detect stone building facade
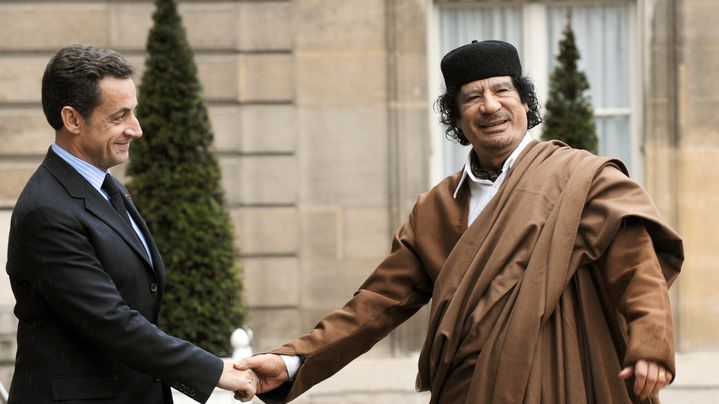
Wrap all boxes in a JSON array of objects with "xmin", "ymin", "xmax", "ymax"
[{"xmin": 0, "ymin": 0, "xmax": 716, "ymax": 402}]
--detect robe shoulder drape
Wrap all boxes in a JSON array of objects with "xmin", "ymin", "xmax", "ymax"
[{"xmin": 418, "ymin": 140, "xmax": 682, "ymax": 404}]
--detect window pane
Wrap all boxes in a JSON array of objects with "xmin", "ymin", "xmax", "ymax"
[
  {"xmin": 597, "ymin": 115, "xmax": 632, "ymax": 166},
  {"xmin": 435, "ymin": 3, "xmax": 636, "ymax": 177},
  {"xmin": 439, "ymin": 5, "xmax": 523, "ymax": 56},
  {"xmin": 438, "ymin": 5, "xmax": 523, "ymax": 175},
  {"xmin": 546, "ymin": 4, "xmax": 634, "ymax": 172},
  {"xmin": 547, "ymin": 5, "xmax": 630, "ymax": 109}
]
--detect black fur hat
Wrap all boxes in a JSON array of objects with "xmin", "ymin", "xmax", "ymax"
[{"xmin": 441, "ymin": 40, "xmax": 522, "ymax": 89}]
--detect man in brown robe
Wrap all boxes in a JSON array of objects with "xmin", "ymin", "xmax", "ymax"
[{"xmin": 235, "ymin": 40, "xmax": 683, "ymax": 404}]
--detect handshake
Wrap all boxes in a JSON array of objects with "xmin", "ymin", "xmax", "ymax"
[{"xmin": 218, "ymin": 354, "xmax": 290, "ymax": 402}]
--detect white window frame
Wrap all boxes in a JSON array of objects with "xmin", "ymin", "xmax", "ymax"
[{"xmin": 427, "ymin": 1, "xmax": 643, "ymax": 185}]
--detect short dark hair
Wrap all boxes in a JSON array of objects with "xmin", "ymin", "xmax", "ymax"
[
  {"xmin": 436, "ymin": 75, "xmax": 543, "ymax": 146},
  {"xmin": 41, "ymin": 44, "xmax": 135, "ymax": 130}
]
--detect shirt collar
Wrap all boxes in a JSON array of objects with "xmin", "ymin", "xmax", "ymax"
[
  {"xmin": 51, "ymin": 142, "xmax": 109, "ymax": 196},
  {"xmin": 453, "ymin": 132, "xmax": 534, "ymax": 199}
]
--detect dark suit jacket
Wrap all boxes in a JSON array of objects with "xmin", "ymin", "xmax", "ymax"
[{"xmin": 5, "ymin": 148, "xmax": 223, "ymax": 403}]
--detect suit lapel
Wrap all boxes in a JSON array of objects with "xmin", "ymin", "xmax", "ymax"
[
  {"xmin": 42, "ymin": 148, "xmax": 160, "ymax": 279},
  {"xmin": 85, "ymin": 193, "xmax": 156, "ymax": 269},
  {"xmin": 123, "ymin": 194, "xmax": 166, "ymax": 286}
]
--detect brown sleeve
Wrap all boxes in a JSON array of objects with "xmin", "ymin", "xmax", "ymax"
[
  {"xmin": 260, "ymin": 212, "xmax": 433, "ymax": 403},
  {"xmin": 600, "ymin": 221, "xmax": 676, "ymax": 377}
]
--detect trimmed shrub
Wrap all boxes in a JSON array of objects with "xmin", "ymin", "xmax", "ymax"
[
  {"xmin": 127, "ymin": 0, "xmax": 244, "ymax": 356},
  {"xmin": 541, "ymin": 11, "xmax": 598, "ymax": 153}
]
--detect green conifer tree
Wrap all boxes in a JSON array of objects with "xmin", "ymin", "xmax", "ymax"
[
  {"xmin": 127, "ymin": 0, "xmax": 244, "ymax": 355},
  {"xmin": 541, "ymin": 11, "xmax": 598, "ymax": 153}
]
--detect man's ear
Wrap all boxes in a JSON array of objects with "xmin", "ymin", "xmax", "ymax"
[{"xmin": 60, "ymin": 106, "xmax": 83, "ymax": 135}]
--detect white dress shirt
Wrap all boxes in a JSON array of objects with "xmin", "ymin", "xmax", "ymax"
[{"xmin": 453, "ymin": 133, "xmax": 534, "ymax": 225}]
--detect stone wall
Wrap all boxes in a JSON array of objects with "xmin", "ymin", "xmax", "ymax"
[
  {"xmin": 638, "ymin": 0, "xmax": 719, "ymax": 399},
  {"xmin": 0, "ymin": 0, "xmax": 431, "ymax": 389},
  {"xmin": 0, "ymin": 0, "xmax": 303, "ymax": 388},
  {"xmin": 643, "ymin": 0, "xmax": 719, "ymax": 353},
  {"xmin": 672, "ymin": 0, "xmax": 719, "ymax": 353}
]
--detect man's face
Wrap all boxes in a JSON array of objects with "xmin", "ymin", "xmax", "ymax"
[
  {"xmin": 75, "ymin": 77, "xmax": 142, "ymax": 171},
  {"xmin": 456, "ymin": 76, "xmax": 528, "ymax": 163}
]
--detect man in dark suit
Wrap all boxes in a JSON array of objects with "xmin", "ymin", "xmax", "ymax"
[{"xmin": 5, "ymin": 44, "xmax": 256, "ymax": 403}]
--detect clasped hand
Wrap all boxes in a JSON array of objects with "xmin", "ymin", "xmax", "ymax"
[
  {"xmin": 216, "ymin": 355, "xmax": 289, "ymax": 402},
  {"xmin": 217, "ymin": 359, "xmax": 260, "ymax": 402}
]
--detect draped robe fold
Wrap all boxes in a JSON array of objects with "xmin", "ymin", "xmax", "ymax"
[{"xmin": 262, "ymin": 140, "xmax": 683, "ymax": 404}]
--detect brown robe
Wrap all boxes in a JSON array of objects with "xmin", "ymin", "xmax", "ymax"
[{"xmin": 262, "ymin": 140, "xmax": 683, "ymax": 404}]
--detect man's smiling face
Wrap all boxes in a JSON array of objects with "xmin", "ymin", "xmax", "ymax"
[
  {"xmin": 456, "ymin": 76, "xmax": 528, "ymax": 166},
  {"xmin": 74, "ymin": 77, "xmax": 143, "ymax": 171}
]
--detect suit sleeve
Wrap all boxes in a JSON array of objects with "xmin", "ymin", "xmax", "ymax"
[
  {"xmin": 10, "ymin": 204, "xmax": 223, "ymax": 403},
  {"xmin": 259, "ymin": 210, "xmax": 434, "ymax": 403}
]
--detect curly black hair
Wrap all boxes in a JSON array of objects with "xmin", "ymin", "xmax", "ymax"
[{"xmin": 436, "ymin": 75, "xmax": 542, "ymax": 146}]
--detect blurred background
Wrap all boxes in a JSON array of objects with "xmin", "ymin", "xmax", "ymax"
[{"xmin": 0, "ymin": 0, "xmax": 716, "ymax": 402}]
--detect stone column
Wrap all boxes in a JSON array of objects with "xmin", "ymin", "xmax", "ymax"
[
  {"xmin": 672, "ymin": 0, "xmax": 719, "ymax": 352},
  {"xmin": 384, "ymin": 0, "xmax": 431, "ymax": 354}
]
